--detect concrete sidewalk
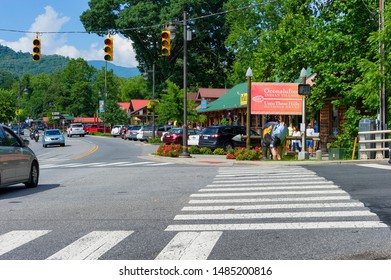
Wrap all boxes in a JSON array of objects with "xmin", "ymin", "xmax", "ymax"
[{"xmin": 139, "ymin": 143, "xmax": 390, "ymax": 166}]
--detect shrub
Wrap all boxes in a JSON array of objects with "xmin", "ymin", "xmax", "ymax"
[
  {"xmin": 213, "ymin": 148, "xmax": 226, "ymax": 155},
  {"xmin": 155, "ymin": 144, "xmax": 181, "ymax": 157},
  {"xmin": 189, "ymin": 146, "xmax": 201, "ymax": 154},
  {"xmin": 199, "ymin": 147, "xmax": 213, "ymax": 154},
  {"xmin": 148, "ymin": 137, "xmax": 162, "ymax": 144},
  {"xmin": 226, "ymin": 147, "xmax": 263, "ymax": 160}
]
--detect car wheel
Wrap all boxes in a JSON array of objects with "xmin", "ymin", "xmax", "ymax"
[
  {"xmin": 24, "ymin": 161, "xmax": 39, "ymax": 188},
  {"xmin": 224, "ymin": 142, "xmax": 234, "ymax": 151},
  {"xmin": 43, "ymin": 144, "xmax": 47, "ymax": 148}
]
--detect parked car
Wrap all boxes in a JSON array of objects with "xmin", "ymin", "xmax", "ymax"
[
  {"xmin": 121, "ymin": 125, "xmax": 132, "ymax": 139},
  {"xmin": 136, "ymin": 125, "xmax": 152, "ymax": 142},
  {"xmin": 111, "ymin": 125, "xmax": 123, "ymax": 137},
  {"xmin": 42, "ymin": 129, "xmax": 65, "ymax": 148},
  {"xmin": 66, "ymin": 123, "xmax": 85, "ymax": 137},
  {"xmin": 0, "ymin": 124, "xmax": 39, "ymax": 188},
  {"xmin": 198, "ymin": 125, "xmax": 262, "ymax": 151},
  {"xmin": 125, "ymin": 125, "xmax": 142, "ymax": 140},
  {"xmin": 188, "ymin": 129, "xmax": 202, "ymax": 146},
  {"xmin": 141, "ymin": 125, "xmax": 173, "ymax": 141},
  {"xmin": 162, "ymin": 128, "xmax": 199, "ymax": 144}
]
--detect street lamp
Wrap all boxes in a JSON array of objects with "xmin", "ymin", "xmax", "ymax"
[
  {"xmin": 246, "ymin": 67, "xmax": 252, "ymax": 148},
  {"xmin": 298, "ymin": 68, "xmax": 309, "ymax": 160},
  {"xmin": 17, "ymin": 82, "xmax": 29, "ymax": 136},
  {"xmin": 144, "ymin": 63, "xmax": 156, "ymax": 139}
]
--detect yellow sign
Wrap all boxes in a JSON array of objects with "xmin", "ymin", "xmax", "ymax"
[{"xmin": 240, "ymin": 93, "xmax": 247, "ymax": 105}]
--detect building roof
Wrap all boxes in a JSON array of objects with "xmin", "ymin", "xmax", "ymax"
[
  {"xmin": 196, "ymin": 88, "xmax": 229, "ymax": 100},
  {"xmin": 118, "ymin": 102, "xmax": 131, "ymax": 113},
  {"xmin": 129, "ymin": 99, "xmax": 150, "ymax": 112},
  {"xmin": 197, "ymin": 83, "xmax": 247, "ymax": 113}
]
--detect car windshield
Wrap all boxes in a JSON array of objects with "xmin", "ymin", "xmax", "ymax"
[
  {"xmin": 46, "ymin": 130, "xmax": 61, "ymax": 135},
  {"xmin": 170, "ymin": 128, "xmax": 183, "ymax": 134},
  {"xmin": 132, "ymin": 126, "xmax": 141, "ymax": 130},
  {"xmin": 72, "ymin": 124, "xmax": 83, "ymax": 128},
  {"xmin": 202, "ymin": 127, "xmax": 218, "ymax": 135}
]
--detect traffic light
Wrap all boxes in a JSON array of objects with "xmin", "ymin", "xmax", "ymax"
[
  {"xmin": 32, "ymin": 37, "xmax": 41, "ymax": 62},
  {"xmin": 161, "ymin": 30, "xmax": 170, "ymax": 56},
  {"xmin": 104, "ymin": 36, "xmax": 113, "ymax": 61}
]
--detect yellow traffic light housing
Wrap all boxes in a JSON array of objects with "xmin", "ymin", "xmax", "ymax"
[
  {"xmin": 32, "ymin": 37, "xmax": 41, "ymax": 62},
  {"xmin": 104, "ymin": 36, "xmax": 113, "ymax": 61},
  {"xmin": 161, "ymin": 30, "xmax": 170, "ymax": 56}
]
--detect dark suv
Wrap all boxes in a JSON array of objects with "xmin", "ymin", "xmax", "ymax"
[{"xmin": 198, "ymin": 125, "xmax": 261, "ymax": 151}]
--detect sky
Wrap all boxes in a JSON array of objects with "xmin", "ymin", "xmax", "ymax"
[{"xmin": 0, "ymin": 0, "xmax": 138, "ymax": 68}]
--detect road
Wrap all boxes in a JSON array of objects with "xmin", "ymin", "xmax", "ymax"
[{"xmin": 0, "ymin": 134, "xmax": 391, "ymax": 260}]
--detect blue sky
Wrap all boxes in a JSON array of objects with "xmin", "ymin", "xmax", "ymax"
[{"xmin": 0, "ymin": 0, "xmax": 137, "ymax": 67}]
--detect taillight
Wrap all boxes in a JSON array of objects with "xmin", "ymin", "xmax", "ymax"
[{"xmin": 211, "ymin": 134, "xmax": 220, "ymax": 138}]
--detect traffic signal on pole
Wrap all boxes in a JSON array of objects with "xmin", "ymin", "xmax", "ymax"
[
  {"xmin": 32, "ymin": 37, "xmax": 41, "ymax": 62},
  {"xmin": 104, "ymin": 36, "xmax": 113, "ymax": 61},
  {"xmin": 161, "ymin": 30, "xmax": 170, "ymax": 56}
]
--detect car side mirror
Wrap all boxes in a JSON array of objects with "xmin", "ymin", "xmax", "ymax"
[{"xmin": 23, "ymin": 139, "xmax": 30, "ymax": 147}]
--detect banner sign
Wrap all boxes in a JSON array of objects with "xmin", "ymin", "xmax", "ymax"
[
  {"xmin": 251, "ymin": 82, "xmax": 302, "ymax": 115},
  {"xmin": 201, "ymin": 99, "xmax": 207, "ymax": 109},
  {"xmin": 99, "ymin": 100, "xmax": 105, "ymax": 113}
]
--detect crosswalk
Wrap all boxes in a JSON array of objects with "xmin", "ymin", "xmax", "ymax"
[
  {"xmin": 39, "ymin": 161, "xmax": 174, "ymax": 169},
  {"xmin": 165, "ymin": 166, "xmax": 388, "ymax": 232},
  {"xmin": 357, "ymin": 163, "xmax": 391, "ymax": 170},
  {"xmin": 1, "ymin": 166, "xmax": 388, "ymax": 260}
]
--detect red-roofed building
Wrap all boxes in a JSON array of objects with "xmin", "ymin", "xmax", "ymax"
[{"xmin": 127, "ymin": 99, "xmax": 151, "ymax": 124}]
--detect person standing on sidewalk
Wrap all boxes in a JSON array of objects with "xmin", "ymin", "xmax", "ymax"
[
  {"xmin": 292, "ymin": 126, "xmax": 302, "ymax": 152},
  {"xmin": 270, "ymin": 120, "xmax": 288, "ymax": 160}
]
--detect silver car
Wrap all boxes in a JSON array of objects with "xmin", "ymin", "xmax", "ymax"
[
  {"xmin": 42, "ymin": 129, "xmax": 65, "ymax": 148},
  {"xmin": 0, "ymin": 124, "xmax": 39, "ymax": 188}
]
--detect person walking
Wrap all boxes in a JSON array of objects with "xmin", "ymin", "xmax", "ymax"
[
  {"xmin": 270, "ymin": 120, "xmax": 288, "ymax": 160},
  {"xmin": 306, "ymin": 123, "xmax": 315, "ymax": 156}
]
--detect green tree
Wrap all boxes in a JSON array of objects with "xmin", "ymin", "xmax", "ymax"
[
  {"xmin": 0, "ymin": 89, "xmax": 16, "ymax": 123},
  {"xmin": 104, "ymin": 99, "xmax": 128, "ymax": 126},
  {"xmin": 80, "ymin": 0, "xmax": 233, "ymax": 94},
  {"xmin": 156, "ymin": 80, "xmax": 198, "ymax": 125},
  {"xmin": 119, "ymin": 76, "xmax": 148, "ymax": 101}
]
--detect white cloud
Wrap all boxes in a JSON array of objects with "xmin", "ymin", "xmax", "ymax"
[{"xmin": 0, "ymin": 5, "xmax": 138, "ymax": 68}]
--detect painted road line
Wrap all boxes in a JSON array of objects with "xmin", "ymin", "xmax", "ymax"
[
  {"xmin": 174, "ymin": 210, "xmax": 377, "ymax": 220},
  {"xmin": 165, "ymin": 221, "xmax": 388, "ymax": 231},
  {"xmin": 357, "ymin": 164, "xmax": 391, "ymax": 170},
  {"xmin": 182, "ymin": 202, "xmax": 364, "ymax": 211},
  {"xmin": 147, "ymin": 162, "xmax": 174, "ymax": 166},
  {"xmin": 0, "ymin": 230, "xmax": 51, "ymax": 256},
  {"xmin": 199, "ymin": 185, "xmax": 340, "ymax": 192},
  {"xmin": 72, "ymin": 145, "xmax": 99, "ymax": 160},
  {"xmin": 216, "ymin": 171, "xmax": 316, "ymax": 177},
  {"xmin": 213, "ymin": 174, "xmax": 322, "ymax": 182},
  {"xmin": 93, "ymin": 162, "xmax": 130, "ymax": 167},
  {"xmin": 121, "ymin": 161, "xmax": 155, "ymax": 166},
  {"xmin": 191, "ymin": 190, "xmax": 346, "ymax": 197},
  {"xmin": 155, "ymin": 231, "xmax": 222, "ymax": 260},
  {"xmin": 206, "ymin": 181, "xmax": 333, "ymax": 188},
  {"xmin": 47, "ymin": 231, "xmax": 133, "ymax": 260},
  {"xmin": 188, "ymin": 195, "xmax": 352, "ymax": 204}
]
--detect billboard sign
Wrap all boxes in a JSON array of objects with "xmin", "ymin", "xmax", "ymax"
[{"xmin": 251, "ymin": 82, "xmax": 302, "ymax": 115}]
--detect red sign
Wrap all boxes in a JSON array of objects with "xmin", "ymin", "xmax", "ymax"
[{"xmin": 251, "ymin": 82, "xmax": 303, "ymax": 115}]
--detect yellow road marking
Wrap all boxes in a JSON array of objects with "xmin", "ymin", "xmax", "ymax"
[{"xmin": 72, "ymin": 145, "xmax": 99, "ymax": 160}]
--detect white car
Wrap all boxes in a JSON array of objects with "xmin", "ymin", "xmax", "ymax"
[
  {"xmin": 111, "ymin": 125, "xmax": 122, "ymax": 137},
  {"xmin": 66, "ymin": 123, "xmax": 85, "ymax": 137},
  {"xmin": 188, "ymin": 130, "xmax": 201, "ymax": 146}
]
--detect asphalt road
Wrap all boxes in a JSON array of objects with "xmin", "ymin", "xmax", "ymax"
[{"xmin": 0, "ymin": 134, "xmax": 390, "ymax": 260}]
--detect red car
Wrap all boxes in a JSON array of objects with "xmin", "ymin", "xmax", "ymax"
[{"xmin": 162, "ymin": 128, "xmax": 198, "ymax": 144}]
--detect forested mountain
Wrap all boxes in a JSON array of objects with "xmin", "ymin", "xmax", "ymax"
[{"xmin": 0, "ymin": 45, "xmax": 139, "ymax": 78}]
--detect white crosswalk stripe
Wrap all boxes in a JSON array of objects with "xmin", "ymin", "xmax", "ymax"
[
  {"xmin": 0, "ymin": 230, "xmax": 51, "ymax": 256},
  {"xmin": 357, "ymin": 163, "xmax": 391, "ymax": 170},
  {"xmin": 165, "ymin": 166, "xmax": 388, "ymax": 233},
  {"xmin": 39, "ymin": 161, "xmax": 174, "ymax": 169},
  {"xmin": 155, "ymin": 231, "xmax": 222, "ymax": 260},
  {"xmin": 46, "ymin": 231, "xmax": 133, "ymax": 260}
]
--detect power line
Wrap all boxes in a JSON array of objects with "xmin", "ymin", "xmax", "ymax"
[{"xmin": 0, "ymin": 1, "xmax": 275, "ymax": 35}]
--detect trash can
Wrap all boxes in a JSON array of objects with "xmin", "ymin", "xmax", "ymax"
[
  {"xmin": 358, "ymin": 118, "xmax": 376, "ymax": 159},
  {"xmin": 328, "ymin": 148, "xmax": 345, "ymax": 160}
]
